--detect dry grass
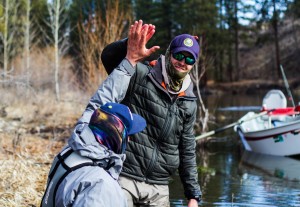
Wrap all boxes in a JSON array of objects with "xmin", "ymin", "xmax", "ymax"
[
  {"xmin": 0, "ymin": 42, "xmax": 97, "ymax": 206},
  {"xmin": 0, "ymin": 134, "xmax": 64, "ymax": 207},
  {"xmin": 0, "ymin": 86, "xmax": 89, "ymax": 206},
  {"xmin": 0, "ymin": 3, "xmax": 131, "ymax": 202}
]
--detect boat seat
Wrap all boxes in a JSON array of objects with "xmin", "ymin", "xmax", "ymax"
[
  {"xmin": 261, "ymin": 90, "xmax": 288, "ymax": 126},
  {"xmin": 262, "ymin": 89, "xmax": 287, "ymax": 109}
]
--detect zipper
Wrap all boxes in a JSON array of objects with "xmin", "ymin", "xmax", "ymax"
[
  {"xmin": 143, "ymin": 105, "xmax": 176, "ymax": 181},
  {"xmin": 148, "ymin": 73, "xmax": 172, "ymax": 100}
]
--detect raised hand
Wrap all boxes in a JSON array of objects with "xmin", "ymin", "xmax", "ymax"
[{"xmin": 126, "ymin": 20, "xmax": 160, "ymax": 67}]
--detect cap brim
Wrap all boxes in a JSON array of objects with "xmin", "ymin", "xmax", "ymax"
[
  {"xmin": 172, "ymin": 47, "xmax": 197, "ymax": 60},
  {"xmin": 127, "ymin": 113, "xmax": 146, "ymax": 135}
]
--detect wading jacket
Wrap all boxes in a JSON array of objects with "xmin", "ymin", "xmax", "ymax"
[
  {"xmin": 76, "ymin": 57, "xmax": 201, "ymax": 200},
  {"xmin": 41, "ymin": 124, "xmax": 127, "ymax": 207}
]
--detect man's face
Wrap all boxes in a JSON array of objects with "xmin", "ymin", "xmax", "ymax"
[{"xmin": 170, "ymin": 51, "xmax": 195, "ymax": 74}]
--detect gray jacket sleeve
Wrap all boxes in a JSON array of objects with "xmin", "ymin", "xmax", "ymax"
[{"xmin": 77, "ymin": 59, "xmax": 135, "ymax": 125}]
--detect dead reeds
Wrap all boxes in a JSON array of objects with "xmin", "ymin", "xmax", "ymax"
[
  {"xmin": 0, "ymin": 86, "xmax": 86, "ymax": 207},
  {"xmin": 0, "ymin": 133, "xmax": 64, "ymax": 207}
]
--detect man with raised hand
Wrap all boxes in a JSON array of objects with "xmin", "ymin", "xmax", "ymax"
[{"xmin": 77, "ymin": 20, "xmax": 202, "ymax": 207}]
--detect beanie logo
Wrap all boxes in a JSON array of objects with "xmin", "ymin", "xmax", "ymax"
[{"xmin": 183, "ymin": 38, "xmax": 193, "ymax": 47}]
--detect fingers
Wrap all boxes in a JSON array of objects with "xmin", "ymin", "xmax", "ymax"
[
  {"xmin": 127, "ymin": 22, "xmax": 136, "ymax": 45},
  {"xmin": 134, "ymin": 20, "xmax": 143, "ymax": 39},
  {"xmin": 140, "ymin": 24, "xmax": 149, "ymax": 46},
  {"xmin": 129, "ymin": 20, "xmax": 155, "ymax": 44},
  {"xmin": 128, "ymin": 20, "xmax": 142, "ymax": 40},
  {"xmin": 128, "ymin": 20, "xmax": 146, "ymax": 46},
  {"xmin": 146, "ymin": 46, "xmax": 160, "ymax": 56},
  {"xmin": 146, "ymin": 24, "xmax": 155, "ymax": 42},
  {"xmin": 126, "ymin": 20, "xmax": 159, "ymax": 65},
  {"xmin": 130, "ymin": 20, "xmax": 139, "ymax": 37},
  {"xmin": 145, "ymin": 24, "xmax": 160, "ymax": 55}
]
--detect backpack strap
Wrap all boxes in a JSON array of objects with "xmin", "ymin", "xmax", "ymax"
[{"xmin": 41, "ymin": 147, "xmax": 109, "ymax": 207}]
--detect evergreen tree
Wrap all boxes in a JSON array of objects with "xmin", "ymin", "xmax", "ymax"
[
  {"xmin": 176, "ymin": 0, "xmax": 222, "ymax": 82},
  {"xmin": 134, "ymin": 0, "xmax": 176, "ymax": 56},
  {"xmin": 254, "ymin": 0, "xmax": 293, "ymax": 79}
]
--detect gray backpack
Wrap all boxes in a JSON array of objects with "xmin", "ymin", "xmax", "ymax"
[{"xmin": 40, "ymin": 147, "xmax": 114, "ymax": 207}]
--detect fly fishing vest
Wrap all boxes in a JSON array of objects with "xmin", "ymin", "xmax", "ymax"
[{"xmin": 40, "ymin": 147, "xmax": 114, "ymax": 207}]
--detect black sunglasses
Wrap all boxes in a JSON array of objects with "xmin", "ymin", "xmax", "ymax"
[{"xmin": 172, "ymin": 52, "xmax": 196, "ymax": 65}]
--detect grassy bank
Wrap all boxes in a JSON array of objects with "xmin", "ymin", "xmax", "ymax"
[{"xmin": 0, "ymin": 87, "xmax": 88, "ymax": 206}]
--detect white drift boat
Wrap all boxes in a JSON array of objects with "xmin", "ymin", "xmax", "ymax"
[{"xmin": 235, "ymin": 90, "xmax": 300, "ymax": 156}]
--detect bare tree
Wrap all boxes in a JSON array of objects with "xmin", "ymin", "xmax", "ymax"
[
  {"xmin": 24, "ymin": 0, "xmax": 30, "ymax": 81},
  {"xmin": 44, "ymin": 0, "xmax": 70, "ymax": 101},
  {"xmin": 190, "ymin": 36, "xmax": 213, "ymax": 137},
  {"xmin": 77, "ymin": 0, "xmax": 132, "ymax": 90},
  {"xmin": 0, "ymin": 0, "xmax": 18, "ymax": 84},
  {"xmin": 19, "ymin": 0, "xmax": 43, "ymax": 94},
  {"xmin": 0, "ymin": 0, "xmax": 41, "ymax": 93}
]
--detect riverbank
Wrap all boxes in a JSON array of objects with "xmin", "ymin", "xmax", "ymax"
[
  {"xmin": 0, "ymin": 89, "xmax": 83, "ymax": 206},
  {"xmin": 205, "ymin": 78, "xmax": 300, "ymax": 95},
  {"xmin": 1, "ymin": 78, "xmax": 300, "ymax": 206}
]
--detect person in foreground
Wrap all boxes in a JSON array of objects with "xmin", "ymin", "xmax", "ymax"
[
  {"xmin": 40, "ymin": 102, "xmax": 146, "ymax": 207},
  {"xmin": 75, "ymin": 20, "xmax": 202, "ymax": 206}
]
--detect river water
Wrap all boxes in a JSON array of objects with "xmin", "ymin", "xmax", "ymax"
[{"xmin": 169, "ymin": 89, "xmax": 300, "ymax": 207}]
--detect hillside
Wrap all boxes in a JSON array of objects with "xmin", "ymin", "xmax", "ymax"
[{"xmin": 206, "ymin": 18, "xmax": 300, "ymax": 94}]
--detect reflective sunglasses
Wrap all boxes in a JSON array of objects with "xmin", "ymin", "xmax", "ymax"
[
  {"xmin": 172, "ymin": 52, "xmax": 196, "ymax": 65},
  {"xmin": 89, "ymin": 109, "xmax": 128, "ymax": 154}
]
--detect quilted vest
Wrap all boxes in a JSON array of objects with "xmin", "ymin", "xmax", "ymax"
[{"xmin": 120, "ymin": 62, "xmax": 197, "ymax": 184}]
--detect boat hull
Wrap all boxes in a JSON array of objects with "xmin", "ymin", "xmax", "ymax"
[
  {"xmin": 238, "ymin": 129, "xmax": 300, "ymax": 156},
  {"xmin": 236, "ymin": 112, "xmax": 300, "ymax": 156}
]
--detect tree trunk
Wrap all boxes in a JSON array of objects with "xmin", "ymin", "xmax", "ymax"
[
  {"xmin": 272, "ymin": 0, "xmax": 281, "ymax": 80},
  {"xmin": 234, "ymin": 0, "xmax": 239, "ymax": 81},
  {"xmin": 3, "ymin": 0, "xmax": 9, "ymax": 82},
  {"xmin": 54, "ymin": 0, "xmax": 60, "ymax": 102},
  {"xmin": 25, "ymin": 0, "xmax": 30, "ymax": 72}
]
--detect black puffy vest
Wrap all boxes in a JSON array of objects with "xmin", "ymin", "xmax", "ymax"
[{"xmin": 121, "ymin": 61, "xmax": 198, "ymax": 187}]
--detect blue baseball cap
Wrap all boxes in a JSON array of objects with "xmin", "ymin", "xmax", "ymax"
[
  {"xmin": 100, "ymin": 103, "xmax": 146, "ymax": 135},
  {"xmin": 170, "ymin": 34, "xmax": 200, "ymax": 60}
]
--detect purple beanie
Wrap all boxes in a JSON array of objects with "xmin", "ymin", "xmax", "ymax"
[{"xmin": 170, "ymin": 34, "xmax": 200, "ymax": 60}]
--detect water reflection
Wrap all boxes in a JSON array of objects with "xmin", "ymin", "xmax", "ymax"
[
  {"xmin": 169, "ymin": 90, "xmax": 300, "ymax": 207},
  {"xmin": 170, "ymin": 146, "xmax": 300, "ymax": 206},
  {"xmin": 238, "ymin": 151, "xmax": 300, "ymax": 207},
  {"xmin": 240, "ymin": 151, "xmax": 300, "ymax": 182}
]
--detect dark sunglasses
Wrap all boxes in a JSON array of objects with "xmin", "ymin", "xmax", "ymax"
[{"xmin": 172, "ymin": 52, "xmax": 196, "ymax": 65}]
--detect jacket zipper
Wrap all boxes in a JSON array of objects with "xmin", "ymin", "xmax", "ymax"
[{"xmin": 143, "ymin": 105, "xmax": 175, "ymax": 181}]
